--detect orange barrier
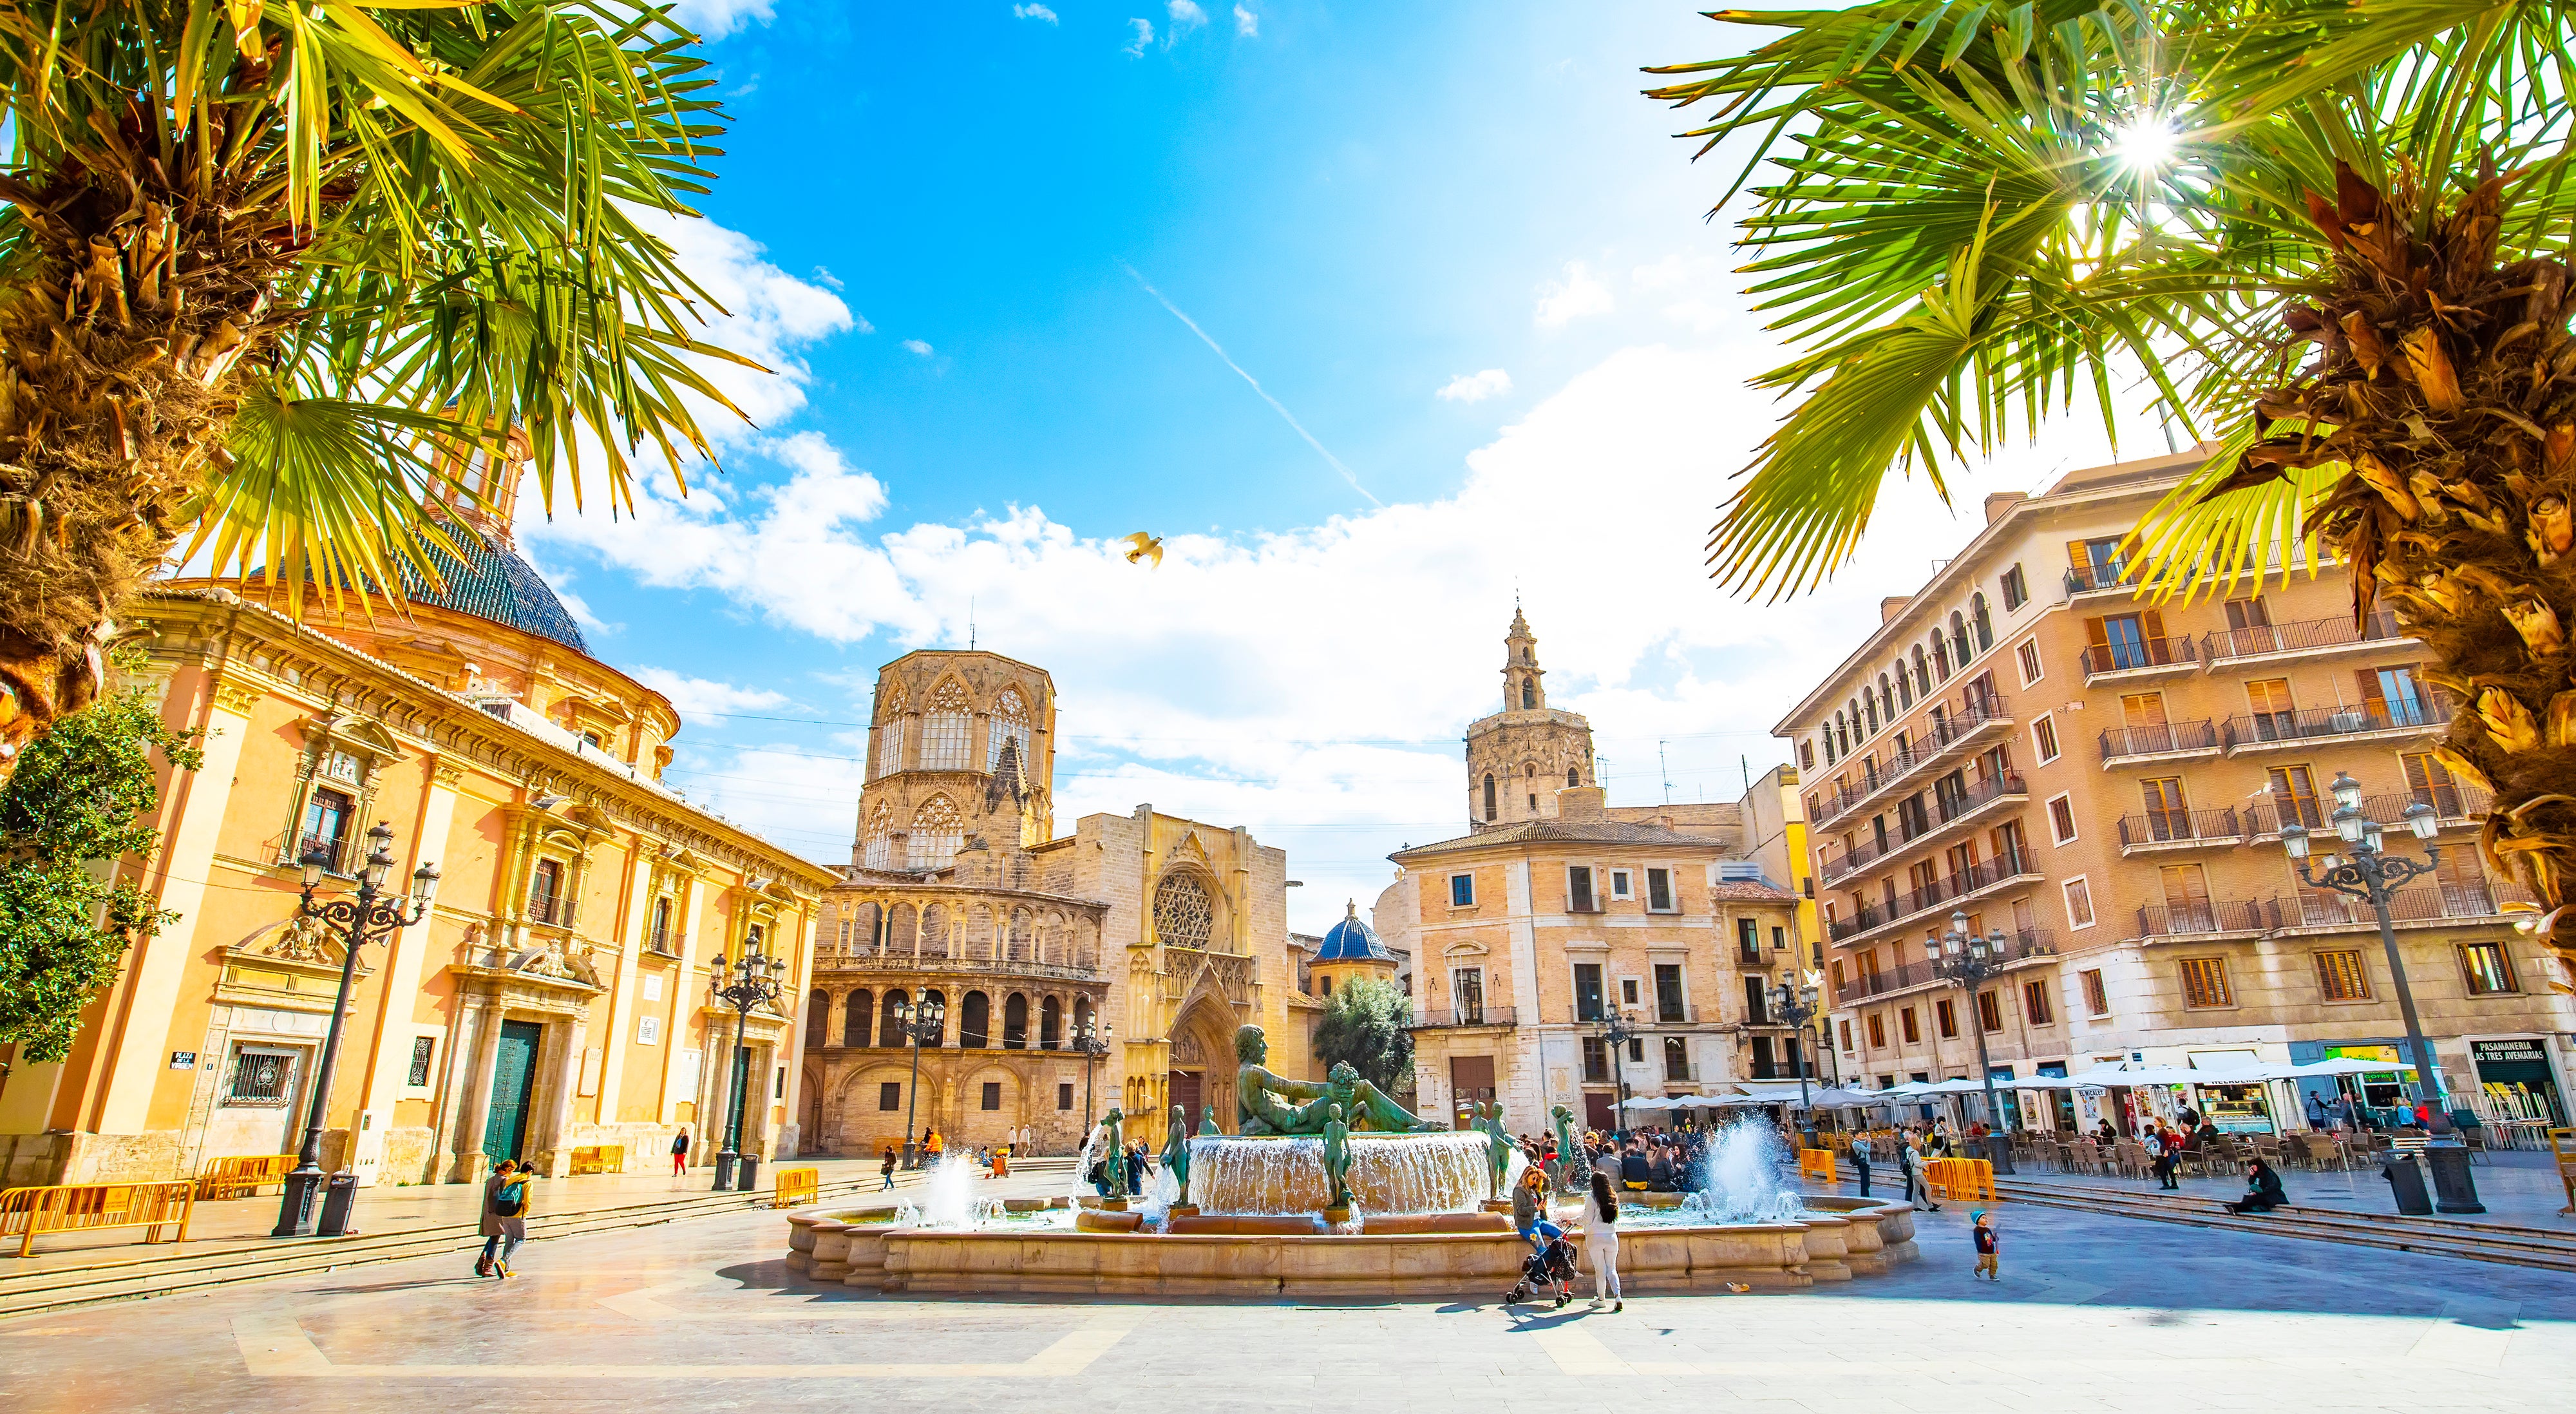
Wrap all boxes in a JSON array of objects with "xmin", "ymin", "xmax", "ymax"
[
  {"xmin": 1797, "ymin": 1149, "xmax": 1837, "ymax": 1185},
  {"xmin": 1926, "ymin": 1158, "xmax": 1997, "ymax": 1202},
  {"xmin": 1, "ymin": 1181, "xmax": 196, "ymax": 1257},
  {"xmin": 772, "ymin": 1165, "xmax": 820, "ymax": 1209},
  {"xmin": 195, "ymin": 1153, "xmax": 296, "ymax": 1200}
]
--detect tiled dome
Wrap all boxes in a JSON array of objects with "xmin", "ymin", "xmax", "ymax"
[
  {"xmin": 1314, "ymin": 900, "xmax": 1392, "ymax": 962},
  {"xmin": 403, "ymin": 528, "xmax": 589, "ymax": 653}
]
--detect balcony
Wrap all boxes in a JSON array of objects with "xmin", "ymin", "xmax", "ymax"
[
  {"xmin": 526, "ymin": 896, "xmax": 576, "ymax": 929},
  {"xmin": 1408, "ymin": 1006, "xmax": 1517, "ymax": 1029},
  {"xmin": 1810, "ymin": 693, "xmax": 2016, "ymax": 828},
  {"xmin": 2244, "ymin": 786, "xmax": 2490, "ymax": 840},
  {"xmin": 2133, "ymin": 899, "xmax": 2267, "ymax": 939},
  {"xmin": 2266, "ymin": 881, "xmax": 2532, "ymax": 932},
  {"xmin": 831, "ymin": 952, "xmax": 1106, "ymax": 984},
  {"xmin": 1817, "ymin": 770, "xmax": 2029, "ymax": 884},
  {"xmin": 1827, "ymin": 852, "xmax": 2044, "ymax": 944},
  {"xmin": 2064, "ymin": 562, "xmax": 2141, "ymax": 599},
  {"xmin": 2098, "ymin": 719, "xmax": 2222, "ymax": 768},
  {"xmin": 2116, "ymin": 807, "xmax": 2246, "ymax": 855},
  {"xmin": 2222, "ymin": 697, "xmax": 2452, "ymax": 754},
  {"xmin": 1831, "ymin": 928, "xmax": 2058, "ymax": 1005},
  {"xmin": 2080, "ymin": 634, "xmax": 2200, "ymax": 686},
  {"xmin": 2203, "ymin": 610, "xmax": 2415, "ymax": 669}
]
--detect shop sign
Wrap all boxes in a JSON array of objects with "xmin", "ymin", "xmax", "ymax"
[
  {"xmin": 2324, "ymin": 1043, "xmax": 2403, "ymax": 1064},
  {"xmin": 168, "ymin": 1051, "xmax": 197, "ymax": 1069},
  {"xmin": 2472, "ymin": 1038, "xmax": 2548, "ymax": 1065}
]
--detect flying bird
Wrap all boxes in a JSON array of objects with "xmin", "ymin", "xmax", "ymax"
[{"xmin": 1121, "ymin": 532, "xmax": 1164, "ymax": 568}]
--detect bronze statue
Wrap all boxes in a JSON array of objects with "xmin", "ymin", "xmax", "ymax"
[
  {"xmin": 1199, "ymin": 1103, "xmax": 1220, "ymax": 1138},
  {"xmin": 1549, "ymin": 1103, "xmax": 1582, "ymax": 1190},
  {"xmin": 1321, "ymin": 1104, "xmax": 1352, "ymax": 1214},
  {"xmin": 1162, "ymin": 1104, "xmax": 1191, "ymax": 1205},
  {"xmin": 1098, "ymin": 1106, "xmax": 1126, "ymax": 1207},
  {"xmin": 1234, "ymin": 1023, "xmax": 1440, "ymax": 1134},
  {"xmin": 1481, "ymin": 1102, "xmax": 1513, "ymax": 1201}
]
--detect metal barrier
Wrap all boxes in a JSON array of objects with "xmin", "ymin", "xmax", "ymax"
[
  {"xmin": 772, "ymin": 1165, "xmax": 820, "ymax": 1209},
  {"xmin": 1796, "ymin": 1149, "xmax": 1836, "ymax": 1185},
  {"xmin": 195, "ymin": 1154, "xmax": 297, "ymax": 1200},
  {"xmin": 1926, "ymin": 1158, "xmax": 1997, "ymax": 1203},
  {"xmin": 1, "ymin": 1181, "xmax": 196, "ymax": 1257},
  {"xmin": 569, "ymin": 1145, "xmax": 626, "ymax": 1176},
  {"xmin": 2552, "ymin": 1127, "xmax": 2575, "ymax": 1216}
]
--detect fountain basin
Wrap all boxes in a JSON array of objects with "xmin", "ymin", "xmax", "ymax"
[
  {"xmin": 1186, "ymin": 1132, "xmax": 1495, "ymax": 1216},
  {"xmin": 1075, "ymin": 1209, "xmax": 1146, "ymax": 1232},
  {"xmin": 1166, "ymin": 1213, "xmax": 1326, "ymax": 1235}
]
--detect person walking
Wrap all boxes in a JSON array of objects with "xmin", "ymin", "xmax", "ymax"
[
  {"xmin": 1582, "ymin": 1169, "xmax": 1624, "ymax": 1312},
  {"xmin": 668, "ymin": 1126, "xmax": 690, "ymax": 1181},
  {"xmin": 1970, "ymin": 1209, "xmax": 1999, "ymax": 1281},
  {"xmin": 477, "ymin": 1160, "xmax": 531, "ymax": 1279},
  {"xmin": 2148, "ymin": 1125, "xmax": 2181, "ymax": 1190},
  {"xmin": 1850, "ymin": 1135, "xmax": 1873, "ymax": 1198},
  {"xmin": 1902, "ymin": 1132, "xmax": 1938, "ymax": 1211},
  {"xmin": 879, "ymin": 1144, "xmax": 899, "ymax": 1191}
]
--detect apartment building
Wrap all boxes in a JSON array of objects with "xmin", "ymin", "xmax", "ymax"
[{"xmin": 1776, "ymin": 448, "xmax": 2576, "ymax": 1137}]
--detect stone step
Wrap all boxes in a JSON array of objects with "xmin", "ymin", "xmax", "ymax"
[{"xmin": 1990, "ymin": 1178, "xmax": 2576, "ymax": 1272}]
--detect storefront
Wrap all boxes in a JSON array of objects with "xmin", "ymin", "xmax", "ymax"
[
  {"xmin": 2468, "ymin": 1036, "xmax": 2568, "ymax": 1126},
  {"xmin": 2317, "ymin": 1042, "xmax": 2413, "ymax": 1113},
  {"xmin": 2036, "ymin": 1062, "xmax": 2076, "ymax": 1131}
]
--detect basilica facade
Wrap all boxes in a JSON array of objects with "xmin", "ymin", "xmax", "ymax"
[{"xmin": 802, "ymin": 650, "xmax": 1320, "ymax": 1156}]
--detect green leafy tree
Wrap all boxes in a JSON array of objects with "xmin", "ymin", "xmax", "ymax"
[
  {"xmin": 1649, "ymin": 1, "xmax": 2576, "ymax": 970},
  {"xmin": 1312, "ymin": 977, "xmax": 1415, "ymax": 1095},
  {"xmin": 0, "ymin": 1, "xmax": 753, "ymax": 759},
  {"xmin": 0, "ymin": 675, "xmax": 200, "ymax": 1060}
]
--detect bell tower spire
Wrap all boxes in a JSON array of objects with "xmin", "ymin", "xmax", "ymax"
[
  {"xmin": 1502, "ymin": 606, "xmax": 1544, "ymax": 712},
  {"xmin": 1464, "ymin": 604, "xmax": 1595, "ymax": 831}
]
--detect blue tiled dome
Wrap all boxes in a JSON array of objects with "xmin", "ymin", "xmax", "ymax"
[
  {"xmin": 1315, "ymin": 901, "xmax": 1392, "ymax": 963},
  {"xmin": 404, "ymin": 529, "xmax": 589, "ymax": 653}
]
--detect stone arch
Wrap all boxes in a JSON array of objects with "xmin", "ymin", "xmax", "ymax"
[
  {"xmin": 804, "ymin": 989, "xmax": 830, "ymax": 1050},
  {"xmin": 1039, "ymin": 993, "xmax": 1063, "ymax": 1049},
  {"xmin": 888, "ymin": 902, "xmax": 918, "ymax": 955},
  {"xmin": 960, "ymin": 989, "xmax": 992, "ymax": 1047},
  {"xmin": 1073, "ymin": 994, "xmax": 1095, "ymax": 1035},
  {"xmin": 844, "ymin": 988, "xmax": 874, "ymax": 1047},
  {"xmin": 1165, "ymin": 993, "xmax": 1242, "ymax": 1136},
  {"xmin": 989, "ymin": 683, "xmax": 1032, "ymax": 771},
  {"xmin": 920, "ymin": 901, "xmax": 948, "ymax": 959},
  {"xmin": 922, "ymin": 676, "xmax": 974, "ymax": 770},
  {"xmin": 909, "ymin": 794, "xmax": 963, "ymax": 871},
  {"xmin": 878, "ymin": 988, "xmax": 908, "ymax": 1044},
  {"xmin": 1008, "ymin": 907, "xmax": 1034, "ymax": 962},
  {"xmin": 966, "ymin": 901, "xmax": 995, "ymax": 960},
  {"xmin": 862, "ymin": 799, "xmax": 895, "ymax": 870}
]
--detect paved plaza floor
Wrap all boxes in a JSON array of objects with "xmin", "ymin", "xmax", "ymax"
[
  {"xmin": 1856, "ymin": 1147, "xmax": 2576, "ymax": 1227},
  {"xmin": 5, "ymin": 1169, "xmax": 2573, "ymax": 1414}
]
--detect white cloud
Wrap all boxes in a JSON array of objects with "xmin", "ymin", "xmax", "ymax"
[
  {"xmin": 900, "ymin": 338, "xmax": 934, "ymax": 357},
  {"xmin": 1167, "ymin": 1, "xmax": 1208, "ymax": 42},
  {"xmin": 1435, "ymin": 368, "xmax": 1511, "ymax": 404},
  {"xmin": 1124, "ymin": 17, "xmax": 1153, "ymax": 55},
  {"xmin": 1234, "ymin": 3, "xmax": 1258, "ymax": 37},
  {"xmin": 1533, "ymin": 259, "xmax": 1615, "ymax": 329},
  {"xmin": 668, "ymin": 0, "xmax": 774, "ymax": 41},
  {"xmin": 1012, "ymin": 3, "xmax": 1059, "ymax": 21},
  {"xmin": 1631, "ymin": 252, "xmax": 1736, "ymax": 334},
  {"xmin": 631, "ymin": 668, "xmax": 794, "ymax": 718}
]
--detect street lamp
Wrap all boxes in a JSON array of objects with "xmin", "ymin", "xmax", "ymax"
[
  {"xmin": 273, "ymin": 821, "xmax": 438, "ymax": 1237},
  {"xmin": 1592, "ymin": 1006, "xmax": 1640, "ymax": 1135},
  {"xmin": 1927, "ymin": 910, "xmax": 2016, "ymax": 1175},
  {"xmin": 1768, "ymin": 973, "xmax": 1823, "ymax": 1138},
  {"xmin": 890, "ymin": 992, "xmax": 947, "ymax": 1169},
  {"xmin": 2280, "ymin": 770, "xmax": 2481, "ymax": 1211},
  {"xmin": 1071, "ymin": 1014, "xmax": 1114, "ymax": 1141},
  {"xmin": 706, "ymin": 948, "xmax": 786, "ymax": 1192}
]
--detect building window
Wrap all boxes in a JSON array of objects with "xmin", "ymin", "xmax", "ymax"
[
  {"xmin": 871, "ymin": 715, "xmax": 908, "ymax": 780},
  {"xmin": 2179, "ymin": 957, "xmax": 2233, "ymax": 1009},
  {"xmin": 650, "ymin": 896, "xmax": 676, "ymax": 953},
  {"xmin": 981, "ymin": 1081, "xmax": 1003, "ymax": 1111},
  {"xmin": 2045, "ymin": 794, "xmax": 2078, "ymax": 845},
  {"xmin": 920, "ymin": 677, "xmax": 973, "ymax": 769},
  {"xmin": 1482, "ymin": 774, "xmax": 1496, "ymax": 822},
  {"xmin": 1838, "ymin": 1018, "xmax": 1855, "ymax": 1053},
  {"xmin": 1866, "ymin": 1013, "xmax": 1887, "ymax": 1049},
  {"xmin": 2016, "ymin": 640, "xmax": 2043, "ymax": 685},
  {"xmin": 1899, "ymin": 1006, "xmax": 1920, "ymax": 1044},
  {"xmin": 1935, "ymin": 998, "xmax": 1959, "ymax": 1038},
  {"xmin": 1567, "ymin": 866, "xmax": 1598, "ymax": 912},
  {"xmin": 1646, "ymin": 868, "xmax": 1674, "ymax": 912},
  {"xmin": 227, "ymin": 1048, "xmax": 296, "ymax": 1104},
  {"xmin": 1801, "ymin": 741, "xmax": 1815, "ymax": 769},
  {"xmin": 2063, "ymin": 876, "xmax": 2096, "ymax": 930},
  {"xmin": 1581, "ymin": 1035, "xmax": 1609, "ymax": 1083},
  {"xmin": 1153, "ymin": 872, "xmax": 1217, "ymax": 950},
  {"xmin": 2461, "ymin": 943, "xmax": 2519, "ymax": 995},
  {"xmin": 2022, "ymin": 980, "xmax": 2054, "ymax": 1025},
  {"xmin": 1738, "ymin": 917, "xmax": 1762, "ymax": 963},
  {"xmin": 2315, "ymin": 949, "xmax": 2371, "ymax": 1001},
  {"xmin": 1567, "ymin": 767, "xmax": 1580, "ymax": 787},
  {"xmin": 1609, "ymin": 869, "xmax": 1633, "ymax": 900},
  {"xmin": 299, "ymin": 787, "xmax": 355, "ymax": 872},
  {"xmin": 988, "ymin": 685, "xmax": 1033, "ymax": 771},
  {"xmin": 907, "ymin": 794, "xmax": 965, "ymax": 871},
  {"xmin": 1976, "ymin": 990, "xmax": 2003, "ymax": 1032},
  {"xmin": 2001, "ymin": 564, "xmax": 2028, "ymax": 611},
  {"xmin": 1450, "ymin": 873, "xmax": 1475, "ymax": 907},
  {"xmin": 1059, "ymin": 1082, "xmax": 1075, "ymax": 1111},
  {"xmin": 844, "ymin": 989, "xmax": 873, "ymax": 1047},
  {"xmin": 406, "ymin": 1036, "xmax": 436, "ymax": 1087},
  {"xmin": 2080, "ymin": 970, "xmax": 2110, "ymax": 1017},
  {"xmin": 1663, "ymin": 1037, "xmax": 1690, "ymax": 1081},
  {"xmin": 1320, "ymin": 975, "xmax": 1333, "ymax": 995},
  {"xmin": 880, "ymin": 1082, "xmax": 902, "ymax": 1111},
  {"xmin": 529, "ymin": 858, "xmax": 567, "ymax": 926},
  {"xmin": 2031, "ymin": 714, "xmax": 2060, "ymax": 763},
  {"xmin": 1971, "ymin": 595, "xmax": 1993, "ymax": 649},
  {"xmin": 1573, "ymin": 962, "xmax": 1605, "ymax": 1021}
]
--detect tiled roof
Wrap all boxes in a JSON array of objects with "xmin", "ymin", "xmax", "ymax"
[
  {"xmin": 1314, "ymin": 902, "xmax": 1394, "ymax": 962},
  {"xmin": 1390, "ymin": 817, "xmax": 1732, "ymax": 861},
  {"xmin": 404, "ymin": 530, "xmax": 589, "ymax": 653}
]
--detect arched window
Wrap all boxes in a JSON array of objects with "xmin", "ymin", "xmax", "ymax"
[
  {"xmin": 1931, "ymin": 634, "xmax": 1951, "ymax": 680},
  {"xmin": 1003, "ymin": 993, "xmax": 1030, "ymax": 1049},
  {"xmin": 989, "ymin": 684, "xmax": 1032, "ymax": 770},
  {"xmin": 1949, "ymin": 611, "xmax": 1971, "ymax": 667},
  {"xmin": 908, "ymin": 795, "xmax": 963, "ymax": 871},
  {"xmin": 1863, "ymin": 694, "xmax": 1878, "ymax": 734},
  {"xmin": 1972, "ymin": 593, "xmax": 1994, "ymax": 649},
  {"xmin": 1520, "ymin": 680, "xmax": 1536, "ymax": 709},
  {"xmin": 853, "ymin": 900, "xmax": 882, "ymax": 952},
  {"xmin": 879, "ymin": 988, "xmax": 909, "ymax": 1045},
  {"xmin": 872, "ymin": 681, "xmax": 909, "ymax": 779},
  {"xmin": 1566, "ymin": 767, "xmax": 1579, "ymax": 787},
  {"xmin": 920, "ymin": 676, "xmax": 972, "ymax": 769},
  {"xmin": 1153, "ymin": 872, "xmax": 1216, "ymax": 950},
  {"xmin": 1074, "ymin": 995, "xmax": 1094, "ymax": 1035},
  {"xmin": 862, "ymin": 799, "xmax": 895, "ymax": 871},
  {"xmin": 1039, "ymin": 995, "xmax": 1063, "ymax": 1049},
  {"xmin": 805, "ymin": 989, "xmax": 829, "ymax": 1050},
  {"xmin": 1912, "ymin": 646, "xmax": 1930, "ymax": 696},
  {"xmin": 960, "ymin": 990, "xmax": 990, "ymax": 1047},
  {"xmin": 844, "ymin": 988, "xmax": 873, "ymax": 1047},
  {"xmin": 920, "ymin": 902, "xmax": 949, "ymax": 959},
  {"xmin": 1895, "ymin": 665, "xmax": 1913, "ymax": 707},
  {"xmin": 921, "ymin": 989, "xmax": 947, "ymax": 1044},
  {"xmin": 1482, "ymin": 774, "xmax": 1497, "ymax": 821}
]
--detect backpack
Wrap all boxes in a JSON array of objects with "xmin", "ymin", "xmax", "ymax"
[{"xmin": 493, "ymin": 1181, "xmax": 525, "ymax": 1218}]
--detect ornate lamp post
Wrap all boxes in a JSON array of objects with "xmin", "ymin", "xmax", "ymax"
[
  {"xmin": 2282, "ymin": 771, "xmax": 2481, "ymax": 1211},
  {"xmin": 706, "ymin": 948, "xmax": 786, "ymax": 1192},
  {"xmin": 891, "ymin": 993, "xmax": 947, "ymax": 1169},
  {"xmin": 274, "ymin": 822, "xmax": 439, "ymax": 1237},
  {"xmin": 1071, "ymin": 1015, "xmax": 1114, "ymax": 1142},
  {"xmin": 1592, "ymin": 1007, "xmax": 1640, "ymax": 1134},
  {"xmin": 1927, "ymin": 910, "xmax": 2015, "ymax": 1175},
  {"xmin": 1768, "ymin": 973, "xmax": 1823, "ymax": 1142}
]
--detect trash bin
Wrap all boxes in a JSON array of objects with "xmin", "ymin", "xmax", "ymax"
[
  {"xmin": 316, "ymin": 1170, "xmax": 361, "ymax": 1237},
  {"xmin": 736, "ymin": 1154, "xmax": 762, "ymax": 1192},
  {"xmin": 1981, "ymin": 1134, "xmax": 2016, "ymax": 1176},
  {"xmin": 2423, "ymin": 1143, "xmax": 2486, "ymax": 1214},
  {"xmin": 2381, "ymin": 1156, "xmax": 2433, "ymax": 1216}
]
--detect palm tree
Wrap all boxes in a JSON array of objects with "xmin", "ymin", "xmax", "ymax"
[
  {"xmin": 0, "ymin": 1, "xmax": 755, "ymax": 759},
  {"xmin": 1647, "ymin": 1, "xmax": 2576, "ymax": 970}
]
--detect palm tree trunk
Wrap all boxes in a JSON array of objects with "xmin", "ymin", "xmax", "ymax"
[
  {"xmin": 0, "ymin": 122, "xmax": 287, "ymax": 760},
  {"xmin": 2254, "ymin": 164, "xmax": 2576, "ymax": 974}
]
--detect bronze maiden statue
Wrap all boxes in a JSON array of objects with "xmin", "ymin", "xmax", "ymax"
[{"xmin": 1233, "ymin": 1024, "xmax": 1440, "ymax": 1134}]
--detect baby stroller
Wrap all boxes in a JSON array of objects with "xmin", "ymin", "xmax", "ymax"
[{"xmin": 1506, "ymin": 1233, "xmax": 1578, "ymax": 1308}]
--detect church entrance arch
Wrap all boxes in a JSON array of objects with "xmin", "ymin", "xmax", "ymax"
[{"xmin": 1166, "ymin": 998, "xmax": 1238, "ymax": 1136}]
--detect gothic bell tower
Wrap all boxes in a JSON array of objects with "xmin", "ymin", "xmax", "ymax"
[{"xmin": 1463, "ymin": 606, "xmax": 1596, "ymax": 832}]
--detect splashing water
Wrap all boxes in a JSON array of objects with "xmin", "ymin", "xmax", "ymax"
[
  {"xmin": 914, "ymin": 1153, "xmax": 978, "ymax": 1228},
  {"xmin": 1681, "ymin": 1121, "xmax": 1803, "ymax": 1224}
]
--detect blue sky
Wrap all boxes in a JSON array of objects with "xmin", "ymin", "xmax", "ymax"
[{"xmin": 520, "ymin": 2, "xmax": 2134, "ymax": 930}]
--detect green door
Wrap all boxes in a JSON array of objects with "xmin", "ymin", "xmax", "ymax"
[{"xmin": 482, "ymin": 1020, "xmax": 544, "ymax": 1166}]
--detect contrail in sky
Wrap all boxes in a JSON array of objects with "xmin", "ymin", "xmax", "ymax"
[{"xmin": 1119, "ymin": 261, "xmax": 1383, "ymax": 508}]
